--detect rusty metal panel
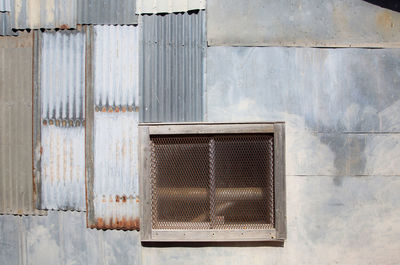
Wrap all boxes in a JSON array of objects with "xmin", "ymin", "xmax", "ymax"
[
  {"xmin": 77, "ymin": 0, "xmax": 137, "ymax": 25},
  {"xmin": 11, "ymin": 0, "xmax": 77, "ymax": 30},
  {"xmin": 0, "ymin": 12, "xmax": 17, "ymax": 36},
  {"xmin": 0, "ymin": 32, "xmax": 44, "ymax": 215},
  {"xmin": 207, "ymin": 0, "xmax": 400, "ymax": 47},
  {"xmin": 0, "ymin": 0, "xmax": 11, "ymax": 12},
  {"xmin": 136, "ymin": 0, "xmax": 205, "ymax": 14},
  {"xmin": 87, "ymin": 25, "xmax": 140, "ymax": 230},
  {"xmin": 36, "ymin": 30, "xmax": 86, "ymax": 211},
  {"xmin": 140, "ymin": 11, "xmax": 205, "ymax": 122}
]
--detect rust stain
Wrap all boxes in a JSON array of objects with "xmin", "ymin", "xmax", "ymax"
[
  {"xmin": 49, "ymin": 119, "xmax": 54, "ymax": 125},
  {"xmin": 101, "ymin": 106, "xmax": 107, "ymax": 112},
  {"xmin": 122, "ymin": 106, "xmax": 127, "ymax": 112},
  {"xmin": 116, "ymin": 195, "xmax": 120, "ymax": 202},
  {"xmin": 62, "ymin": 120, "xmax": 67, "ymax": 127},
  {"xmin": 95, "ymin": 217, "xmax": 140, "ymax": 231},
  {"xmin": 128, "ymin": 106, "xmax": 133, "ymax": 112},
  {"xmin": 122, "ymin": 195, "xmax": 127, "ymax": 203},
  {"xmin": 115, "ymin": 107, "xmax": 120, "ymax": 113},
  {"xmin": 43, "ymin": 120, "xmax": 47, "ymax": 126},
  {"xmin": 108, "ymin": 107, "xmax": 113, "ymax": 113},
  {"xmin": 59, "ymin": 24, "xmax": 70, "ymax": 30}
]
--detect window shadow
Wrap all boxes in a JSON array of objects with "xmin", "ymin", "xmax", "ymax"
[{"xmin": 142, "ymin": 240, "xmax": 284, "ymax": 248}]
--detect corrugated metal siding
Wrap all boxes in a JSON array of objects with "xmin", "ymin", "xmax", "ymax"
[
  {"xmin": 77, "ymin": 0, "xmax": 137, "ymax": 25},
  {"xmin": 0, "ymin": 0, "xmax": 11, "ymax": 12},
  {"xmin": 140, "ymin": 11, "xmax": 205, "ymax": 122},
  {"xmin": 87, "ymin": 25, "xmax": 140, "ymax": 230},
  {"xmin": 136, "ymin": 0, "xmax": 205, "ymax": 14},
  {"xmin": 38, "ymin": 30, "xmax": 86, "ymax": 211},
  {"xmin": 207, "ymin": 0, "xmax": 400, "ymax": 47},
  {"xmin": 0, "ymin": 32, "xmax": 44, "ymax": 215},
  {"xmin": 0, "ymin": 12, "xmax": 17, "ymax": 36},
  {"xmin": 11, "ymin": 0, "xmax": 77, "ymax": 29}
]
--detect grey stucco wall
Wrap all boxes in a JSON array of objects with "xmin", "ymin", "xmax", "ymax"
[{"xmin": 1, "ymin": 47, "xmax": 400, "ymax": 265}]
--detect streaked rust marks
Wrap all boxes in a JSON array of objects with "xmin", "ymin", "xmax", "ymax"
[
  {"xmin": 122, "ymin": 106, "xmax": 127, "ymax": 112},
  {"xmin": 102, "ymin": 106, "xmax": 107, "ymax": 112},
  {"xmin": 93, "ymin": 217, "xmax": 140, "ymax": 231},
  {"xmin": 42, "ymin": 119, "xmax": 85, "ymax": 127},
  {"xmin": 90, "ymin": 194, "xmax": 140, "ymax": 230}
]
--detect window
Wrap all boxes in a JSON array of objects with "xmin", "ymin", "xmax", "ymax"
[{"xmin": 139, "ymin": 123, "xmax": 286, "ymax": 242}]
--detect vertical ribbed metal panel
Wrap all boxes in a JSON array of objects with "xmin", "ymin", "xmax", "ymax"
[
  {"xmin": 0, "ymin": 32, "xmax": 43, "ymax": 215},
  {"xmin": 140, "ymin": 11, "xmax": 205, "ymax": 122},
  {"xmin": 0, "ymin": 0, "xmax": 11, "ymax": 12},
  {"xmin": 0, "ymin": 12, "xmax": 17, "ymax": 36},
  {"xmin": 136, "ymin": 0, "xmax": 205, "ymax": 14},
  {"xmin": 87, "ymin": 25, "xmax": 140, "ymax": 230},
  {"xmin": 77, "ymin": 0, "xmax": 137, "ymax": 25},
  {"xmin": 11, "ymin": 0, "xmax": 77, "ymax": 29},
  {"xmin": 38, "ymin": 30, "xmax": 86, "ymax": 211}
]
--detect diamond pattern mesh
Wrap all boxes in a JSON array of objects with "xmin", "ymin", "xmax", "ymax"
[{"xmin": 150, "ymin": 134, "xmax": 274, "ymax": 230}]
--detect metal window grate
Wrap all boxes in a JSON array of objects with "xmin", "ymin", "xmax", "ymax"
[{"xmin": 150, "ymin": 134, "xmax": 274, "ymax": 230}]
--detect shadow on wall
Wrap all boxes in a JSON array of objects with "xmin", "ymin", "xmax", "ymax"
[
  {"xmin": 142, "ymin": 241, "xmax": 284, "ymax": 248},
  {"xmin": 363, "ymin": 0, "xmax": 400, "ymax": 12}
]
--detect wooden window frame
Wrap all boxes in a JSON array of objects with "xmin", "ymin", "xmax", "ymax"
[{"xmin": 139, "ymin": 122, "xmax": 286, "ymax": 242}]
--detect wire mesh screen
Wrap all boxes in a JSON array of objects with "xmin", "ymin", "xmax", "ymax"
[{"xmin": 150, "ymin": 134, "xmax": 274, "ymax": 230}]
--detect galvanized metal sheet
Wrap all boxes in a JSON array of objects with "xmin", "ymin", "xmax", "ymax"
[
  {"xmin": 0, "ymin": 0, "xmax": 11, "ymax": 12},
  {"xmin": 93, "ymin": 25, "xmax": 139, "ymax": 109},
  {"xmin": 207, "ymin": 0, "xmax": 400, "ymax": 47},
  {"xmin": 11, "ymin": 0, "xmax": 77, "ymax": 29},
  {"xmin": 136, "ymin": 0, "xmax": 205, "ymax": 14},
  {"xmin": 0, "ymin": 32, "xmax": 44, "ymax": 215},
  {"xmin": 92, "ymin": 112, "xmax": 139, "ymax": 229},
  {"xmin": 77, "ymin": 0, "xmax": 137, "ymax": 25},
  {"xmin": 87, "ymin": 25, "xmax": 140, "ymax": 230},
  {"xmin": 37, "ymin": 30, "xmax": 86, "ymax": 211},
  {"xmin": 140, "ymin": 11, "xmax": 205, "ymax": 122},
  {"xmin": 0, "ymin": 12, "xmax": 17, "ymax": 36}
]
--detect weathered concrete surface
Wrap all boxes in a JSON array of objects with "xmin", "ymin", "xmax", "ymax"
[
  {"xmin": 206, "ymin": 47, "xmax": 400, "ymax": 177},
  {"xmin": 207, "ymin": 0, "xmax": 400, "ymax": 47}
]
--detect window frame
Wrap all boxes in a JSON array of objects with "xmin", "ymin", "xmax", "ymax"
[{"xmin": 139, "ymin": 122, "xmax": 286, "ymax": 242}]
